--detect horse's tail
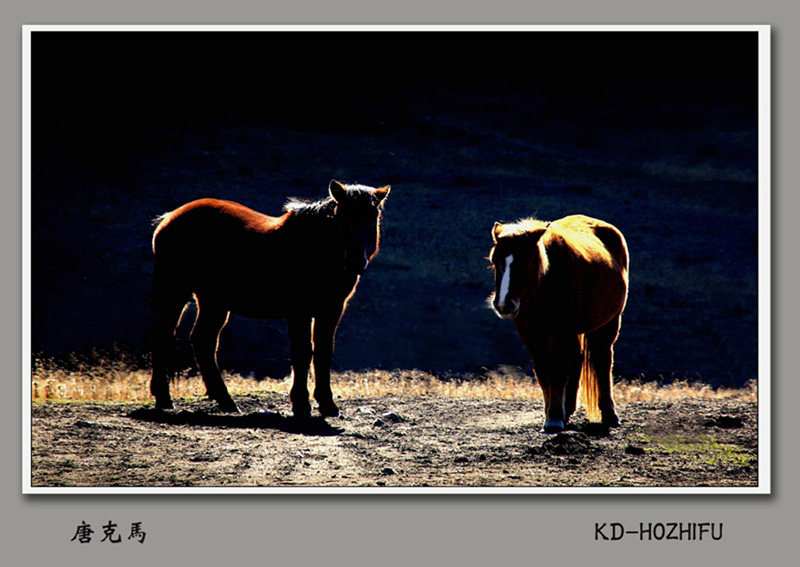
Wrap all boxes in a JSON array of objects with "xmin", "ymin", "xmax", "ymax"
[{"xmin": 579, "ymin": 333, "xmax": 602, "ymax": 422}]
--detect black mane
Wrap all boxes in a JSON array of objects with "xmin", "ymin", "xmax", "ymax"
[
  {"xmin": 283, "ymin": 195, "xmax": 336, "ymax": 218},
  {"xmin": 282, "ymin": 185, "xmax": 380, "ymax": 219}
]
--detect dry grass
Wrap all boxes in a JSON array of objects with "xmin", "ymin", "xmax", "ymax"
[{"xmin": 30, "ymin": 357, "xmax": 757, "ymax": 405}]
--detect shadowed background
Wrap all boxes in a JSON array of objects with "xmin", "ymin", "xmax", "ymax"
[{"xmin": 30, "ymin": 30, "xmax": 760, "ymax": 386}]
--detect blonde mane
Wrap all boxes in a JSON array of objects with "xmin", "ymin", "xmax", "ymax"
[{"xmin": 494, "ymin": 218, "xmax": 551, "ymax": 277}]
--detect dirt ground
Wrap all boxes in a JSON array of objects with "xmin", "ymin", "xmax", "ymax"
[{"xmin": 30, "ymin": 392, "xmax": 758, "ymax": 489}]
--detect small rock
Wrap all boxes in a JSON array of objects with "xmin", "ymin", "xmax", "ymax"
[
  {"xmin": 716, "ymin": 415, "xmax": 744, "ymax": 429},
  {"xmin": 373, "ymin": 419, "xmax": 386, "ymax": 427},
  {"xmin": 625, "ymin": 445, "xmax": 646, "ymax": 456},
  {"xmin": 541, "ymin": 431, "xmax": 592, "ymax": 455},
  {"xmin": 382, "ymin": 412, "xmax": 403, "ymax": 423},
  {"xmin": 454, "ymin": 456, "xmax": 469, "ymax": 464},
  {"xmin": 382, "ymin": 467, "xmax": 397, "ymax": 475},
  {"xmin": 703, "ymin": 414, "xmax": 744, "ymax": 428},
  {"xmin": 582, "ymin": 422, "xmax": 613, "ymax": 437},
  {"xmin": 190, "ymin": 453, "xmax": 219, "ymax": 462},
  {"xmin": 357, "ymin": 406, "xmax": 375, "ymax": 414}
]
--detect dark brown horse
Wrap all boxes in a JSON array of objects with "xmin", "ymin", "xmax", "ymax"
[
  {"xmin": 150, "ymin": 180, "xmax": 390, "ymax": 417},
  {"xmin": 489, "ymin": 214, "xmax": 629, "ymax": 433}
]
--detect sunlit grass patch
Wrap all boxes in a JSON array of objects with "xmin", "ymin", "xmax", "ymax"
[
  {"xmin": 612, "ymin": 378, "xmax": 757, "ymax": 404},
  {"xmin": 31, "ymin": 353, "xmax": 757, "ymax": 405},
  {"xmin": 630, "ymin": 433, "xmax": 756, "ymax": 469},
  {"xmin": 329, "ymin": 367, "xmax": 544, "ymax": 399}
]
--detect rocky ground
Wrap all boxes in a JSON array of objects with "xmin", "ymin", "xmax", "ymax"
[{"xmin": 30, "ymin": 392, "xmax": 758, "ymax": 489}]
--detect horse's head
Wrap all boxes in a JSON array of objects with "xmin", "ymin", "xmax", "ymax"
[
  {"xmin": 329, "ymin": 180, "xmax": 391, "ymax": 276},
  {"xmin": 489, "ymin": 220, "xmax": 550, "ymax": 318}
]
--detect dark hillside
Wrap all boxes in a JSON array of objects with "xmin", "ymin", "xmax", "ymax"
[{"xmin": 30, "ymin": 30, "xmax": 761, "ymax": 386}]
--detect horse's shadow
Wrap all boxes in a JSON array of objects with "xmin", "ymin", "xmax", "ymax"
[{"xmin": 128, "ymin": 408, "xmax": 344, "ymax": 437}]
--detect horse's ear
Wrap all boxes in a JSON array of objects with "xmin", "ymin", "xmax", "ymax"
[
  {"xmin": 492, "ymin": 222, "xmax": 504, "ymax": 243},
  {"xmin": 373, "ymin": 185, "xmax": 391, "ymax": 206},
  {"xmin": 526, "ymin": 227, "xmax": 548, "ymax": 243},
  {"xmin": 329, "ymin": 180, "xmax": 347, "ymax": 203}
]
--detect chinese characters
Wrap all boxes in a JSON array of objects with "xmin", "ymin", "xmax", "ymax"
[{"xmin": 71, "ymin": 521, "xmax": 146, "ymax": 544}]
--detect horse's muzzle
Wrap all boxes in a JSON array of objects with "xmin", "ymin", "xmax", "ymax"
[{"xmin": 493, "ymin": 299, "xmax": 520, "ymax": 319}]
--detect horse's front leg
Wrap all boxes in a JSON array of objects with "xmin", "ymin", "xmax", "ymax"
[
  {"xmin": 288, "ymin": 316, "xmax": 313, "ymax": 418},
  {"xmin": 526, "ymin": 332, "xmax": 568, "ymax": 434},
  {"xmin": 311, "ymin": 310, "xmax": 344, "ymax": 418}
]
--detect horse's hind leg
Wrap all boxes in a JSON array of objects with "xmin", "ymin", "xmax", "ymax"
[
  {"xmin": 288, "ymin": 316, "xmax": 313, "ymax": 418},
  {"xmin": 150, "ymin": 275, "xmax": 191, "ymax": 410},
  {"xmin": 587, "ymin": 315, "xmax": 622, "ymax": 427},
  {"xmin": 563, "ymin": 334, "xmax": 583, "ymax": 425},
  {"xmin": 190, "ymin": 299, "xmax": 238, "ymax": 412}
]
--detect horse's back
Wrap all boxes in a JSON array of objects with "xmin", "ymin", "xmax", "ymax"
[
  {"xmin": 153, "ymin": 198, "xmax": 284, "ymax": 252},
  {"xmin": 151, "ymin": 199, "xmax": 296, "ymax": 313},
  {"xmin": 549, "ymin": 214, "xmax": 628, "ymax": 274}
]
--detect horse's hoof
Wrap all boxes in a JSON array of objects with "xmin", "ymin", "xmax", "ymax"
[
  {"xmin": 292, "ymin": 402, "xmax": 312, "ymax": 419},
  {"xmin": 318, "ymin": 402, "xmax": 340, "ymax": 418},
  {"xmin": 155, "ymin": 399, "xmax": 174, "ymax": 411},
  {"xmin": 602, "ymin": 412, "xmax": 621, "ymax": 428},
  {"xmin": 216, "ymin": 400, "xmax": 240, "ymax": 413},
  {"xmin": 542, "ymin": 420, "xmax": 565, "ymax": 434}
]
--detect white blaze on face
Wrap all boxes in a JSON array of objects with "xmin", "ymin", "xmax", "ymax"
[{"xmin": 497, "ymin": 254, "xmax": 514, "ymax": 309}]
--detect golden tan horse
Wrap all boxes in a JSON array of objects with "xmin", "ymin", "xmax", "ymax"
[
  {"xmin": 489, "ymin": 214, "xmax": 629, "ymax": 433},
  {"xmin": 150, "ymin": 180, "xmax": 390, "ymax": 417}
]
